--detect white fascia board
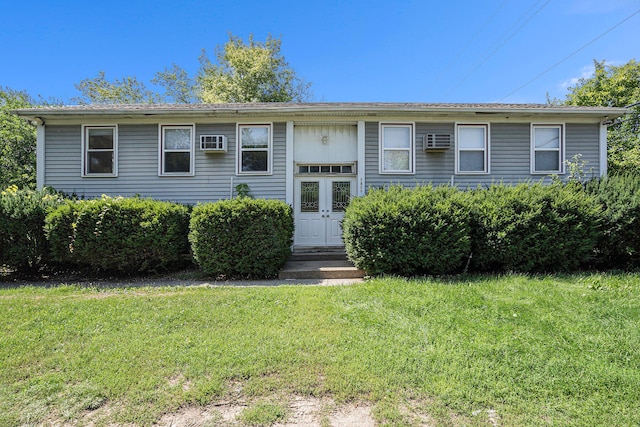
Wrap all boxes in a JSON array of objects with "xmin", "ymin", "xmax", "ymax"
[
  {"xmin": 357, "ymin": 121, "xmax": 365, "ymax": 196},
  {"xmin": 285, "ymin": 121, "xmax": 294, "ymax": 205},
  {"xmin": 12, "ymin": 104, "xmax": 628, "ymax": 122}
]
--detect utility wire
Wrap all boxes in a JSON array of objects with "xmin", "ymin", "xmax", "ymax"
[
  {"xmin": 499, "ymin": 7, "xmax": 640, "ymax": 101},
  {"xmin": 432, "ymin": 0, "xmax": 510, "ymax": 84},
  {"xmin": 444, "ymin": 0, "xmax": 552, "ymax": 97}
]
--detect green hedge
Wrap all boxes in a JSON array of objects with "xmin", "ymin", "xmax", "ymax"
[
  {"xmin": 342, "ymin": 185, "xmax": 472, "ymax": 276},
  {"xmin": 0, "ymin": 186, "xmax": 63, "ymax": 271},
  {"xmin": 586, "ymin": 173, "xmax": 640, "ymax": 269},
  {"xmin": 343, "ymin": 183, "xmax": 601, "ymax": 276},
  {"xmin": 189, "ymin": 198, "xmax": 293, "ymax": 279},
  {"xmin": 468, "ymin": 182, "xmax": 600, "ymax": 273},
  {"xmin": 45, "ymin": 196, "xmax": 190, "ymax": 273}
]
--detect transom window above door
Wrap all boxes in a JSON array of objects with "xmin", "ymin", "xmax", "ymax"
[{"xmin": 297, "ymin": 163, "xmax": 356, "ymax": 175}]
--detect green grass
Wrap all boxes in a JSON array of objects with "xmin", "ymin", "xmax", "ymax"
[
  {"xmin": 239, "ymin": 401, "xmax": 288, "ymax": 426},
  {"xmin": 1, "ymin": 273, "xmax": 639, "ymax": 426}
]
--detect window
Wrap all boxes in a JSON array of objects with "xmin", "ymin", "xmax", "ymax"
[
  {"xmin": 456, "ymin": 124, "xmax": 489, "ymax": 174},
  {"xmin": 297, "ymin": 164, "xmax": 355, "ymax": 175},
  {"xmin": 238, "ymin": 124, "xmax": 271, "ymax": 174},
  {"xmin": 160, "ymin": 125, "xmax": 194, "ymax": 176},
  {"xmin": 83, "ymin": 125, "xmax": 117, "ymax": 176},
  {"xmin": 380, "ymin": 124, "xmax": 414, "ymax": 173},
  {"xmin": 532, "ymin": 124, "xmax": 563, "ymax": 174}
]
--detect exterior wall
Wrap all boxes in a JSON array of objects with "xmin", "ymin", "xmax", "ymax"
[
  {"xmin": 44, "ymin": 122, "xmax": 287, "ymax": 204},
  {"xmin": 293, "ymin": 124, "xmax": 357, "ymax": 163},
  {"xmin": 43, "ymin": 117, "xmax": 603, "ymax": 203},
  {"xmin": 364, "ymin": 120, "xmax": 601, "ymax": 190},
  {"xmin": 566, "ymin": 123, "xmax": 600, "ymax": 180}
]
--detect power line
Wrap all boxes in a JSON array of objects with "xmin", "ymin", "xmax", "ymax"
[
  {"xmin": 432, "ymin": 0, "xmax": 510, "ymax": 84},
  {"xmin": 444, "ymin": 0, "xmax": 552, "ymax": 97},
  {"xmin": 499, "ymin": 7, "xmax": 640, "ymax": 101}
]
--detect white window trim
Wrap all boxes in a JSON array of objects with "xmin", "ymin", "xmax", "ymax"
[
  {"xmin": 81, "ymin": 124, "xmax": 118, "ymax": 177},
  {"xmin": 455, "ymin": 123, "xmax": 490, "ymax": 175},
  {"xmin": 158, "ymin": 124, "xmax": 195, "ymax": 177},
  {"xmin": 236, "ymin": 123, "xmax": 273, "ymax": 175},
  {"xmin": 379, "ymin": 123, "xmax": 415, "ymax": 174},
  {"xmin": 530, "ymin": 123, "xmax": 565, "ymax": 175}
]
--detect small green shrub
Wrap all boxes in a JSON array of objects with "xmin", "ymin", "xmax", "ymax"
[
  {"xmin": 189, "ymin": 198, "xmax": 293, "ymax": 279},
  {"xmin": 0, "ymin": 186, "xmax": 63, "ymax": 271},
  {"xmin": 586, "ymin": 173, "xmax": 640, "ymax": 269},
  {"xmin": 342, "ymin": 185, "xmax": 471, "ymax": 276},
  {"xmin": 45, "ymin": 196, "xmax": 190, "ymax": 273},
  {"xmin": 469, "ymin": 182, "xmax": 600, "ymax": 273}
]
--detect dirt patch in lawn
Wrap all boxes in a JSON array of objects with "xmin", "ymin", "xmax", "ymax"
[{"xmin": 154, "ymin": 396, "xmax": 376, "ymax": 427}]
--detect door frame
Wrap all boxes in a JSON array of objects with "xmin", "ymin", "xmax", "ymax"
[
  {"xmin": 293, "ymin": 175, "xmax": 355, "ymax": 248},
  {"xmin": 286, "ymin": 121, "xmax": 366, "ymax": 249}
]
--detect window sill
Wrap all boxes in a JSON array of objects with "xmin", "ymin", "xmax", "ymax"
[
  {"xmin": 379, "ymin": 171, "xmax": 414, "ymax": 175},
  {"xmin": 237, "ymin": 172, "xmax": 273, "ymax": 176},
  {"xmin": 531, "ymin": 171, "xmax": 564, "ymax": 175}
]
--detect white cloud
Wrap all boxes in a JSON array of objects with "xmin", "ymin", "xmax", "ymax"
[
  {"xmin": 559, "ymin": 65, "xmax": 595, "ymax": 90},
  {"xmin": 559, "ymin": 60, "xmax": 625, "ymax": 90}
]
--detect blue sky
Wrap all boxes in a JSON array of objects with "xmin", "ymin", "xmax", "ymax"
[{"xmin": 1, "ymin": 0, "xmax": 639, "ymax": 104}]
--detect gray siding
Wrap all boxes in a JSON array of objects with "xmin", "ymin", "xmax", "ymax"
[
  {"xmin": 44, "ymin": 123, "xmax": 287, "ymax": 204},
  {"xmin": 364, "ymin": 121, "xmax": 602, "ymax": 190},
  {"xmin": 44, "ymin": 119, "xmax": 602, "ymax": 202},
  {"xmin": 566, "ymin": 123, "xmax": 600, "ymax": 180},
  {"xmin": 45, "ymin": 126, "xmax": 82, "ymax": 190}
]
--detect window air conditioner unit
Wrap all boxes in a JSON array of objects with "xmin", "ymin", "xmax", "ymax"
[
  {"xmin": 423, "ymin": 134, "xmax": 451, "ymax": 151},
  {"xmin": 200, "ymin": 135, "xmax": 227, "ymax": 152}
]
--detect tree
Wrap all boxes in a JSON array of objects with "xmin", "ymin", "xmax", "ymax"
[
  {"xmin": 74, "ymin": 71, "xmax": 161, "ymax": 104},
  {"xmin": 0, "ymin": 87, "xmax": 36, "ymax": 189},
  {"xmin": 151, "ymin": 63, "xmax": 197, "ymax": 104},
  {"xmin": 564, "ymin": 59, "xmax": 640, "ymax": 174},
  {"xmin": 197, "ymin": 33, "xmax": 312, "ymax": 103}
]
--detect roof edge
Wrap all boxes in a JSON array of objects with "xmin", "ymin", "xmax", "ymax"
[{"xmin": 12, "ymin": 102, "xmax": 629, "ymax": 120}]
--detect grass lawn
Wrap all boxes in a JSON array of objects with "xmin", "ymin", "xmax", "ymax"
[{"xmin": 1, "ymin": 273, "xmax": 639, "ymax": 426}]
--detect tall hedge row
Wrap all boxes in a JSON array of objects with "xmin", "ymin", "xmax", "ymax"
[
  {"xmin": 586, "ymin": 173, "xmax": 640, "ymax": 269},
  {"xmin": 4, "ymin": 175, "xmax": 640, "ymax": 278},
  {"xmin": 0, "ymin": 186, "xmax": 63, "ymax": 271},
  {"xmin": 468, "ymin": 182, "xmax": 600, "ymax": 273},
  {"xmin": 343, "ymin": 182, "xmax": 603, "ymax": 275},
  {"xmin": 189, "ymin": 198, "xmax": 293, "ymax": 279},
  {"xmin": 342, "ymin": 185, "xmax": 471, "ymax": 275},
  {"xmin": 45, "ymin": 196, "xmax": 191, "ymax": 273}
]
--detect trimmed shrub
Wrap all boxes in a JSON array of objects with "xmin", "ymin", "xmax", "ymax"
[
  {"xmin": 586, "ymin": 173, "xmax": 640, "ymax": 269},
  {"xmin": 0, "ymin": 186, "xmax": 63, "ymax": 271},
  {"xmin": 342, "ymin": 185, "xmax": 472, "ymax": 276},
  {"xmin": 468, "ymin": 182, "xmax": 600, "ymax": 273},
  {"xmin": 45, "ymin": 196, "xmax": 190, "ymax": 273},
  {"xmin": 189, "ymin": 198, "xmax": 293, "ymax": 279}
]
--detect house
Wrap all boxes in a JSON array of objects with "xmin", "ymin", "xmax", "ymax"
[{"xmin": 14, "ymin": 102, "xmax": 627, "ymax": 249}]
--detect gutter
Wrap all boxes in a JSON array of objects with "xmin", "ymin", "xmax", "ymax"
[{"xmin": 11, "ymin": 103, "xmax": 629, "ymax": 122}]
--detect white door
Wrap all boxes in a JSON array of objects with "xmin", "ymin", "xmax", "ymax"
[{"xmin": 295, "ymin": 177, "xmax": 355, "ymax": 247}]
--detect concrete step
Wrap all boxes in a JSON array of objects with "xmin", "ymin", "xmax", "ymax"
[
  {"xmin": 289, "ymin": 250, "xmax": 348, "ymax": 262},
  {"xmin": 279, "ymin": 251, "xmax": 365, "ymax": 280}
]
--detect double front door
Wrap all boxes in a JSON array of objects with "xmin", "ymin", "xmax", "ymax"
[{"xmin": 294, "ymin": 177, "xmax": 355, "ymax": 247}]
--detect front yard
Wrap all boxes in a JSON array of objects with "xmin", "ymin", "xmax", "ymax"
[{"xmin": 1, "ymin": 274, "xmax": 639, "ymax": 426}]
